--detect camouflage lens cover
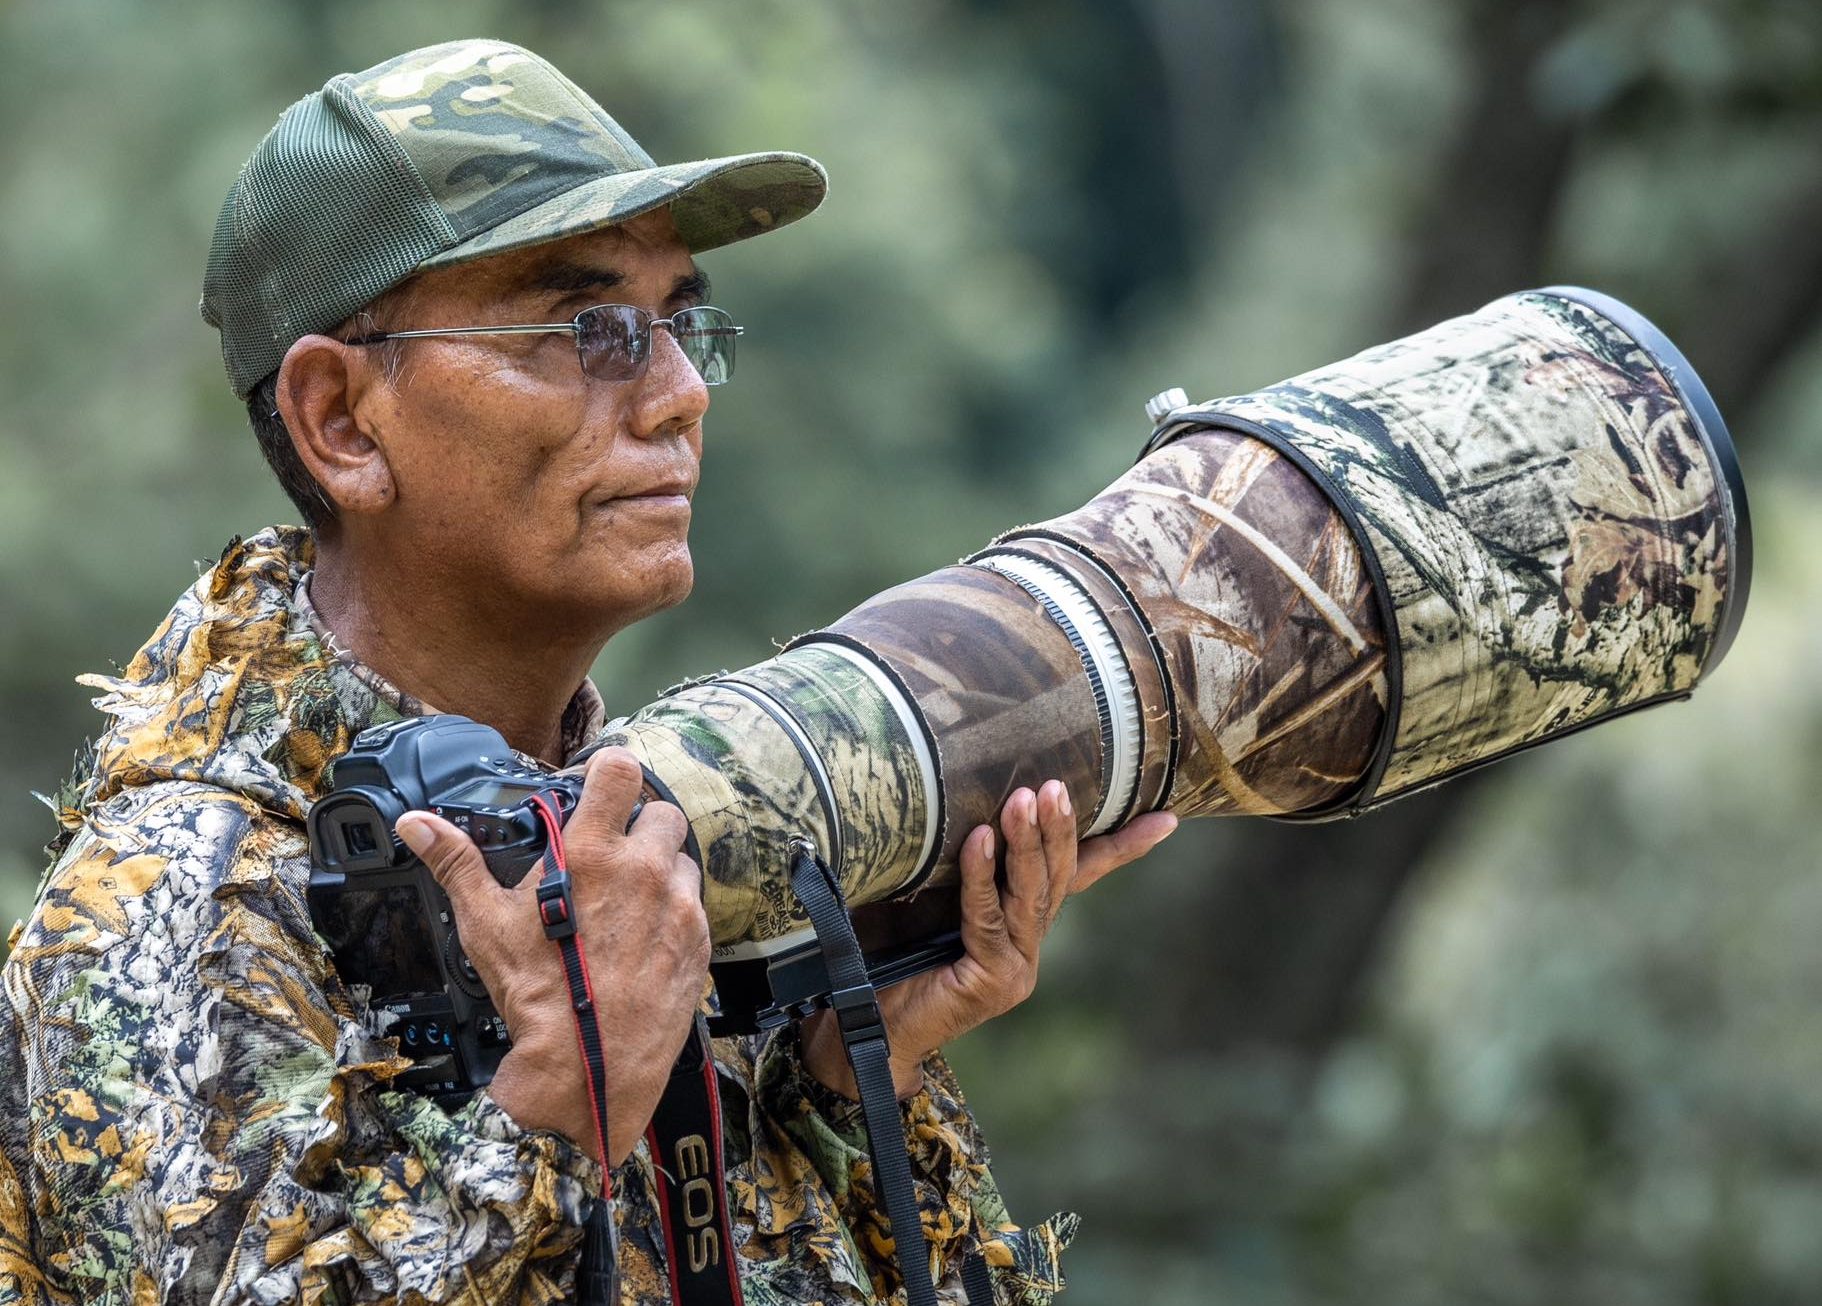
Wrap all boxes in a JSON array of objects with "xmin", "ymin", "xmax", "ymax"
[{"xmin": 1155, "ymin": 287, "xmax": 1751, "ymax": 813}]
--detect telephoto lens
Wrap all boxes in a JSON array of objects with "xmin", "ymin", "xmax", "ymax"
[{"xmin": 591, "ymin": 287, "xmax": 1747, "ymax": 951}]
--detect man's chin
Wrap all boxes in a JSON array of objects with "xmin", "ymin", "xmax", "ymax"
[
  {"xmin": 515, "ymin": 537, "xmax": 693, "ymax": 637},
  {"xmin": 592, "ymin": 551, "xmax": 694, "ymax": 626}
]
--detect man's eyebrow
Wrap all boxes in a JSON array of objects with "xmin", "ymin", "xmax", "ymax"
[
  {"xmin": 527, "ymin": 262, "xmax": 627, "ymax": 296},
  {"xmin": 523, "ymin": 261, "xmax": 710, "ymax": 306},
  {"xmin": 670, "ymin": 267, "xmax": 712, "ymax": 306}
]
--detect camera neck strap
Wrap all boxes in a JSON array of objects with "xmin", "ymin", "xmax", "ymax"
[
  {"xmin": 790, "ymin": 839, "xmax": 995, "ymax": 1306},
  {"xmin": 530, "ymin": 794, "xmax": 622, "ymax": 1306},
  {"xmin": 527, "ymin": 806, "xmax": 991, "ymax": 1306},
  {"xmin": 647, "ymin": 1015, "xmax": 746, "ymax": 1306}
]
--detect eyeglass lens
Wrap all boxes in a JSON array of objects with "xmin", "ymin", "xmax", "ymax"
[{"xmin": 575, "ymin": 305, "xmax": 737, "ymax": 385}]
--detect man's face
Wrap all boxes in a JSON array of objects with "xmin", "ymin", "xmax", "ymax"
[{"xmin": 346, "ymin": 208, "xmax": 712, "ymax": 636}]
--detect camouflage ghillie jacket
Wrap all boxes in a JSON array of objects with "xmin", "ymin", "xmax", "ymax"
[{"xmin": 0, "ymin": 527, "xmax": 1073, "ymax": 1305}]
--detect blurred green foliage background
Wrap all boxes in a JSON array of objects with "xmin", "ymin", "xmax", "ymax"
[{"xmin": 4, "ymin": 1, "xmax": 1821, "ymax": 1301}]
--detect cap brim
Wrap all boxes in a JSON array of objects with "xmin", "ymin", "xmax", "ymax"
[{"xmin": 419, "ymin": 151, "xmax": 827, "ymax": 270}]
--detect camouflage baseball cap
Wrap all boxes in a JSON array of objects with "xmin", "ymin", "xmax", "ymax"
[{"xmin": 201, "ymin": 38, "xmax": 827, "ymax": 397}]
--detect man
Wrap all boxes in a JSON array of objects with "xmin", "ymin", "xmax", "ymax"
[{"xmin": 0, "ymin": 39, "xmax": 1174, "ymax": 1305}]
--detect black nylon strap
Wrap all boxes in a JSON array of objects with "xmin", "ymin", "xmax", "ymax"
[
  {"xmin": 787, "ymin": 841, "xmax": 940, "ymax": 1306},
  {"xmin": 576, "ymin": 1202, "xmax": 620, "ymax": 1306},
  {"xmin": 647, "ymin": 1016, "xmax": 746, "ymax": 1306},
  {"xmin": 553, "ymin": 921, "xmax": 620, "ymax": 1305},
  {"xmin": 961, "ymin": 1252, "xmax": 996, "ymax": 1303}
]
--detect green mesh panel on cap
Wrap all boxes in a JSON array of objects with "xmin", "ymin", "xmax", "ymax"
[{"xmin": 202, "ymin": 79, "xmax": 457, "ymax": 398}]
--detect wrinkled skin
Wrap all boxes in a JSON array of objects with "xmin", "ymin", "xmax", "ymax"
[
  {"xmin": 278, "ymin": 210, "xmax": 710, "ymax": 763},
  {"xmin": 396, "ymin": 751, "xmax": 712, "ymax": 1166},
  {"xmin": 275, "ymin": 205, "xmax": 1175, "ymax": 1149}
]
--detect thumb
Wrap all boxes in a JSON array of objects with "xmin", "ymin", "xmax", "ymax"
[
  {"xmin": 1069, "ymin": 810, "xmax": 1178, "ymax": 895},
  {"xmin": 397, "ymin": 811, "xmax": 494, "ymax": 907}
]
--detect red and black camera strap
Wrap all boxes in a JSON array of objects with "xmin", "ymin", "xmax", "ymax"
[
  {"xmin": 647, "ymin": 1015, "xmax": 746, "ymax": 1306},
  {"xmin": 530, "ymin": 794, "xmax": 622, "ymax": 1306},
  {"xmin": 534, "ymin": 791, "xmax": 747, "ymax": 1306}
]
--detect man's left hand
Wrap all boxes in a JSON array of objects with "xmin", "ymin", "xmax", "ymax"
[{"xmin": 801, "ymin": 781, "xmax": 1178, "ymax": 1099}]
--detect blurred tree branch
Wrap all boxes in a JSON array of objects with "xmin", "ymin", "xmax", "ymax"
[
  {"xmin": 1094, "ymin": 0, "xmax": 1820, "ymax": 1070},
  {"xmin": 1101, "ymin": 0, "xmax": 1581, "ymax": 1065},
  {"xmin": 1672, "ymin": 169, "xmax": 1822, "ymax": 414},
  {"xmin": 1397, "ymin": 0, "xmax": 1578, "ymax": 333}
]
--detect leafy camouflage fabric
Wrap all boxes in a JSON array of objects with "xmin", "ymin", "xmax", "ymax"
[
  {"xmin": 1164, "ymin": 288, "xmax": 1743, "ymax": 808},
  {"xmin": 0, "ymin": 527, "xmax": 1072, "ymax": 1304}
]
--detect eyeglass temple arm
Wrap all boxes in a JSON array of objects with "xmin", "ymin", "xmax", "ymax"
[
  {"xmin": 347, "ymin": 316, "xmax": 742, "ymax": 346},
  {"xmin": 359, "ymin": 324, "xmax": 580, "ymax": 342}
]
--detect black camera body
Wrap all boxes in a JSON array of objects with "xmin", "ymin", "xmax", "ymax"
[
  {"xmin": 309, "ymin": 714, "xmax": 967, "ymax": 1100},
  {"xmin": 306, "ymin": 715, "xmax": 585, "ymax": 1101}
]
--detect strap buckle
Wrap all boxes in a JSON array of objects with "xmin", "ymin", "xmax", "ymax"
[
  {"xmin": 537, "ymin": 870, "xmax": 577, "ymax": 940},
  {"xmin": 828, "ymin": 983, "xmax": 886, "ymax": 1044}
]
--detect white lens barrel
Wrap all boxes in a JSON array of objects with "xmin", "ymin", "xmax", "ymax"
[{"xmin": 971, "ymin": 549, "xmax": 1145, "ymax": 836}]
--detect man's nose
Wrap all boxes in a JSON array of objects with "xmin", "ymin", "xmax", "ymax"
[{"xmin": 629, "ymin": 324, "xmax": 710, "ymax": 439}]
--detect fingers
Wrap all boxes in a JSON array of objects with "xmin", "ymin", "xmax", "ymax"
[
  {"xmin": 886, "ymin": 786, "xmax": 1086, "ymax": 1066},
  {"xmin": 565, "ymin": 747, "xmax": 691, "ymax": 873},
  {"xmin": 626, "ymin": 795, "xmax": 690, "ymax": 861},
  {"xmin": 665, "ymin": 851, "xmax": 712, "ymax": 969},
  {"xmin": 999, "ymin": 787, "xmax": 1051, "ymax": 962},
  {"xmin": 956, "ymin": 823, "xmax": 1008, "ymax": 959},
  {"xmin": 1034, "ymin": 781, "xmax": 1076, "ymax": 927},
  {"xmin": 397, "ymin": 811, "xmax": 500, "ymax": 908},
  {"xmin": 1070, "ymin": 810, "xmax": 1178, "ymax": 895},
  {"xmin": 565, "ymin": 747, "xmax": 647, "ymax": 846}
]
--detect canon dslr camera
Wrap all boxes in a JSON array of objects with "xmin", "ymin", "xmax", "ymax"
[{"xmin": 307, "ymin": 714, "xmax": 592, "ymax": 1101}]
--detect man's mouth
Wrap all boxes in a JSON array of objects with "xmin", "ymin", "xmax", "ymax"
[{"xmin": 591, "ymin": 480, "xmax": 696, "ymax": 515}]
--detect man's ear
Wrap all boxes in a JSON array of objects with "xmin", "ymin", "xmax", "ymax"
[{"xmin": 275, "ymin": 334, "xmax": 398, "ymax": 516}]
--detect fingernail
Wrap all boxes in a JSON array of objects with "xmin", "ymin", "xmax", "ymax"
[
  {"xmin": 982, "ymin": 828, "xmax": 996, "ymax": 859},
  {"xmin": 1161, "ymin": 812, "xmax": 1180, "ymax": 834},
  {"xmin": 1026, "ymin": 792, "xmax": 1039, "ymax": 828},
  {"xmin": 396, "ymin": 814, "xmax": 435, "ymax": 857},
  {"xmin": 1059, "ymin": 787, "xmax": 1073, "ymax": 818}
]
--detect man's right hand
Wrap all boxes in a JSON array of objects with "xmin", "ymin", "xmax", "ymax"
[{"xmin": 394, "ymin": 747, "xmax": 711, "ymax": 1167}]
